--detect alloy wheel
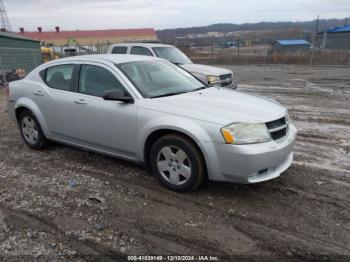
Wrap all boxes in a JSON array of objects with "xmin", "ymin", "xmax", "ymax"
[
  {"xmin": 157, "ymin": 146, "xmax": 192, "ymax": 186},
  {"xmin": 21, "ymin": 116, "xmax": 39, "ymax": 145}
]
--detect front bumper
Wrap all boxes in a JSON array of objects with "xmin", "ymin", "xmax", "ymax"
[
  {"xmin": 202, "ymin": 123, "xmax": 297, "ymax": 183},
  {"xmin": 220, "ymin": 79, "xmax": 238, "ymax": 89}
]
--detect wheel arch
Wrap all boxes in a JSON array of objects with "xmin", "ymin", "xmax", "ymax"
[
  {"xmin": 15, "ymin": 106, "xmax": 29, "ymax": 122},
  {"xmin": 14, "ymin": 98, "xmax": 50, "ymax": 137},
  {"xmin": 142, "ymin": 128, "xmax": 209, "ymax": 180}
]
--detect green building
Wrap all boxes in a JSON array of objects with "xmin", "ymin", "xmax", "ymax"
[{"xmin": 0, "ymin": 31, "xmax": 42, "ymax": 74}]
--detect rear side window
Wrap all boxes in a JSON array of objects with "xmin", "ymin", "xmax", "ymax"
[
  {"xmin": 45, "ymin": 64, "xmax": 74, "ymax": 91},
  {"xmin": 79, "ymin": 64, "xmax": 126, "ymax": 97},
  {"xmin": 39, "ymin": 69, "xmax": 46, "ymax": 80},
  {"xmin": 111, "ymin": 46, "xmax": 127, "ymax": 54},
  {"xmin": 130, "ymin": 46, "xmax": 153, "ymax": 56}
]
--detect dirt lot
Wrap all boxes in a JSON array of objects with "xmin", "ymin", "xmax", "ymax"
[{"xmin": 0, "ymin": 64, "xmax": 349, "ymax": 261}]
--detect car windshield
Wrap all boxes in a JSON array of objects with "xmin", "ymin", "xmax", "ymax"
[
  {"xmin": 152, "ymin": 47, "xmax": 192, "ymax": 65},
  {"xmin": 117, "ymin": 60, "xmax": 205, "ymax": 98}
]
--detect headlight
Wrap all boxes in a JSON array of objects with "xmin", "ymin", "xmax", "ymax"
[
  {"xmin": 221, "ymin": 123, "xmax": 271, "ymax": 144},
  {"xmin": 207, "ymin": 75, "xmax": 221, "ymax": 86},
  {"xmin": 286, "ymin": 111, "xmax": 291, "ymax": 123}
]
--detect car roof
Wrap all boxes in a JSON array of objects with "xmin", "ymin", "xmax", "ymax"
[
  {"xmin": 44, "ymin": 54, "xmax": 162, "ymax": 66},
  {"xmin": 110, "ymin": 43, "xmax": 174, "ymax": 48}
]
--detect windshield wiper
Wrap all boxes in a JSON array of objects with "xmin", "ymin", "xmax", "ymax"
[
  {"xmin": 151, "ymin": 91, "xmax": 188, "ymax": 98},
  {"xmin": 192, "ymin": 86, "xmax": 209, "ymax": 91},
  {"xmin": 152, "ymin": 87, "xmax": 208, "ymax": 98}
]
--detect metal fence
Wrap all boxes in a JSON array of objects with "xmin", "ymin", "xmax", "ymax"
[
  {"xmin": 178, "ymin": 45, "xmax": 350, "ymax": 66},
  {"xmin": 54, "ymin": 43, "xmax": 110, "ymax": 57},
  {"xmin": 170, "ymin": 33, "xmax": 350, "ymax": 66},
  {"xmin": 1, "ymin": 33, "xmax": 349, "ymax": 86}
]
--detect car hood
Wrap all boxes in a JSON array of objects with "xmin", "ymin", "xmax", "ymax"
[
  {"xmin": 139, "ymin": 88, "xmax": 287, "ymax": 125},
  {"xmin": 180, "ymin": 63, "xmax": 232, "ymax": 76}
]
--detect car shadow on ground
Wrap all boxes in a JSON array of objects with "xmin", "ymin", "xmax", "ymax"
[{"xmin": 44, "ymin": 141, "xmax": 290, "ymax": 200}]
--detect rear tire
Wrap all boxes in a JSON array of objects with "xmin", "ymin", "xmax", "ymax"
[
  {"xmin": 19, "ymin": 110, "xmax": 48, "ymax": 150},
  {"xmin": 150, "ymin": 134, "xmax": 205, "ymax": 192}
]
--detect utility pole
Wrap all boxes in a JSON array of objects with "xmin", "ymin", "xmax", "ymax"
[
  {"xmin": 309, "ymin": 15, "xmax": 320, "ymax": 66},
  {"xmin": 345, "ymin": 17, "xmax": 348, "ymax": 26},
  {"xmin": 313, "ymin": 15, "xmax": 320, "ymax": 49},
  {"xmin": 0, "ymin": 0, "xmax": 11, "ymax": 32},
  {"xmin": 211, "ymin": 36, "xmax": 214, "ymax": 60},
  {"xmin": 315, "ymin": 15, "xmax": 320, "ymax": 35}
]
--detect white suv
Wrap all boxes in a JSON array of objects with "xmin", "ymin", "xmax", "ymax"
[{"xmin": 107, "ymin": 43, "xmax": 237, "ymax": 89}]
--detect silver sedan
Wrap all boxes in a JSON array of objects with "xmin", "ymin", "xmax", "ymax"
[{"xmin": 7, "ymin": 55, "xmax": 297, "ymax": 192}]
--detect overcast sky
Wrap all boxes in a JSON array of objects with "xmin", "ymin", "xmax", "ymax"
[{"xmin": 5, "ymin": 0, "xmax": 350, "ymax": 32}]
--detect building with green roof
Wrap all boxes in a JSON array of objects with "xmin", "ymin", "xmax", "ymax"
[{"xmin": 0, "ymin": 31, "xmax": 42, "ymax": 74}]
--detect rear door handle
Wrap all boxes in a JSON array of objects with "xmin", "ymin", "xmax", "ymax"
[
  {"xmin": 74, "ymin": 99, "xmax": 87, "ymax": 105},
  {"xmin": 33, "ymin": 91, "xmax": 44, "ymax": 96}
]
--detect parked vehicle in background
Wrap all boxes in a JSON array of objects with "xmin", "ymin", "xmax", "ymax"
[
  {"xmin": 107, "ymin": 43, "xmax": 238, "ymax": 89},
  {"xmin": 7, "ymin": 55, "xmax": 296, "ymax": 192}
]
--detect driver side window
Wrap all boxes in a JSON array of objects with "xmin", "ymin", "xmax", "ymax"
[{"xmin": 79, "ymin": 65, "xmax": 126, "ymax": 97}]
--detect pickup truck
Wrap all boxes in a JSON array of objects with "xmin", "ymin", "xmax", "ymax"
[{"xmin": 107, "ymin": 43, "xmax": 237, "ymax": 89}]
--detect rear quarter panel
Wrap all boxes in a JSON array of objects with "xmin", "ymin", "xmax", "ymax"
[{"xmin": 9, "ymin": 78, "xmax": 51, "ymax": 137}]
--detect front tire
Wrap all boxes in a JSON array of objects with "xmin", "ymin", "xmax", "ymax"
[
  {"xmin": 150, "ymin": 134, "xmax": 205, "ymax": 192},
  {"xmin": 19, "ymin": 110, "xmax": 48, "ymax": 150}
]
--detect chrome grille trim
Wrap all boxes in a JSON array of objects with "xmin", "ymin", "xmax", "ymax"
[
  {"xmin": 219, "ymin": 74, "xmax": 233, "ymax": 87},
  {"xmin": 268, "ymin": 124, "xmax": 288, "ymax": 133}
]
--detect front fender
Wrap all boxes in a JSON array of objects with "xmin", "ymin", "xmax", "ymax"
[
  {"xmin": 15, "ymin": 97, "xmax": 50, "ymax": 138},
  {"xmin": 137, "ymin": 115, "xmax": 214, "ymax": 164}
]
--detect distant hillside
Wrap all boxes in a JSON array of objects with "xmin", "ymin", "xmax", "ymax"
[{"xmin": 156, "ymin": 19, "xmax": 347, "ymax": 40}]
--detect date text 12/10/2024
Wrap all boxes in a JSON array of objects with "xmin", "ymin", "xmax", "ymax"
[{"xmin": 127, "ymin": 255, "xmax": 220, "ymax": 261}]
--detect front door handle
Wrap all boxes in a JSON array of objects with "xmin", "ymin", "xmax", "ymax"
[
  {"xmin": 74, "ymin": 99, "xmax": 87, "ymax": 105},
  {"xmin": 33, "ymin": 91, "xmax": 44, "ymax": 96}
]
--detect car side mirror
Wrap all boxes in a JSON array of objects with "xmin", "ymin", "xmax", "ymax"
[{"xmin": 103, "ymin": 90, "xmax": 134, "ymax": 104}]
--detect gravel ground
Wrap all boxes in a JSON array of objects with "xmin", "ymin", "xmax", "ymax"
[{"xmin": 0, "ymin": 64, "xmax": 349, "ymax": 261}]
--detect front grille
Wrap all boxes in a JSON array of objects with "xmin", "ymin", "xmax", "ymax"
[
  {"xmin": 270, "ymin": 128, "xmax": 287, "ymax": 140},
  {"xmin": 219, "ymin": 74, "xmax": 232, "ymax": 81},
  {"xmin": 265, "ymin": 116, "xmax": 288, "ymax": 141},
  {"xmin": 219, "ymin": 74, "xmax": 233, "ymax": 87},
  {"xmin": 266, "ymin": 117, "xmax": 286, "ymax": 129}
]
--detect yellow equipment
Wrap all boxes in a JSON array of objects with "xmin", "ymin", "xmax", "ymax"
[{"xmin": 41, "ymin": 47, "xmax": 60, "ymax": 62}]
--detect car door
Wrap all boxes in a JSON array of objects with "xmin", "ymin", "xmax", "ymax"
[
  {"xmin": 35, "ymin": 63, "xmax": 78, "ymax": 140},
  {"xmin": 71, "ymin": 62, "xmax": 138, "ymax": 158}
]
